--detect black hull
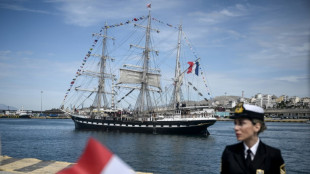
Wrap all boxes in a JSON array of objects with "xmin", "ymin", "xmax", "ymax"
[
  {"xmin": 71, "ymin": 115, "xmax": 216, "ymax": 135},
  {"xmin": 19, "ymin": 115, "xmax": 32, "ymax": 119}
]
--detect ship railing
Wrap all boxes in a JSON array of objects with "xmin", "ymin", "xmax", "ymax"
[{"xmin": 182, "ymin": 113, "xmax": 215, "ymax": 118}]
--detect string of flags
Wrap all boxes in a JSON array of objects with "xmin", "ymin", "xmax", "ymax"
[
  {"xmin": 151, "ymin": 17, "xmax": 200, "ymax": 60},
  {"xmin": 117, "ymin": 89, "xmax": 135, "ymax": 103},
  {"xmin": 103, "ymin": 16, "xmax": 146, "ymax": 29},
  {"xmin": 61, "ymin": 33, "xmax": 101, "ymax": 107},
  {"xmin": 61, "ymin": 16, "xmax": 147, "ymax": 108},
  {"xmin": 186, "ymin": 61, "xmax": 213, "ymax": 100},
  {"xmin": 151, "ymin": 17, "xmax": 178, "ymax": 30},
  {"xmin": 182, "ymin": 32, "xmax": 199, "ymax": 60},
  {"xmin": 188, "ymin": 79, "xmax": 212, "ymax": 102},
  {"xmin": 152, "ymin": 17, "xmax": 212, "ymax": 100},
  {"xmin": 200, "ymin": 69, "xmax": 213, "ymax": 100},
  {"xmin": 60, "ymin": 15, "xmax": 213, "ymax": 108}
]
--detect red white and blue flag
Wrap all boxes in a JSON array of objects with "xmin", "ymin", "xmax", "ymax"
[
  {"xmin": 187, "ymin": 61, "xmax": 199, "ymax": 76},
  {"xmin": 57, "ymin": 138, "xmax": 135, "ymax": 174}
]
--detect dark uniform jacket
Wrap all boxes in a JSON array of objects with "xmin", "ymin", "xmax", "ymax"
[{"xmin": 221, "ymin": 141, "xmax": 285, "ymax": 174}]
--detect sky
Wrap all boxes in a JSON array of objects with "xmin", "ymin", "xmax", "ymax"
[{"xmin": 0, "ymin": 0, "xmax": 309, "ymax": 111}]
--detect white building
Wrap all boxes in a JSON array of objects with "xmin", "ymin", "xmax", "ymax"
[
  {"xmin": 262, "ymin": 94, "xmax": 273, "ymax": 108},
  {"xmin": 290, "ymin": 96, "xmax": 300, "ymax": 105},
  {"xmin": 252, "ymin": 93, "xmax": 274, "ymax": 108}
]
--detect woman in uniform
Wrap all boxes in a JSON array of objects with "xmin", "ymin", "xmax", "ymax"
[{"xmin": 221, "ymin": 102, "xmax": 285, "ymax": 174}]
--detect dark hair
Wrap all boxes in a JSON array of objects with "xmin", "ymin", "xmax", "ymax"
[{"xmin": 251, "ymin": 119, "xmax": 267, "ymax": 134}]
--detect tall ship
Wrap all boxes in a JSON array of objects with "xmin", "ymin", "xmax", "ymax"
[{"xmin": 60, "ymin": 9, "xmax": 216, "ymax": 135}]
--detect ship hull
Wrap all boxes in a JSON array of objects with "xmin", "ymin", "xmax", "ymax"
[
  {"xmin": 19, "ymin": 115, "xmax": 32, "ymax": 119},
  {"xmin": 71, "ymin": 115, "xmax": 216, "ymax": 135}
]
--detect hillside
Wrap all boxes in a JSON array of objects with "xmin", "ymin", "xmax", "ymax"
[{"xmin": 0, "ymin": 104, "xmax": 18, "ymax": 110}]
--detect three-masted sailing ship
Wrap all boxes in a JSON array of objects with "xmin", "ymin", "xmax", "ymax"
[{"xmin": 60, "ymin": 10, "xmax": 216, "ymax": 135}]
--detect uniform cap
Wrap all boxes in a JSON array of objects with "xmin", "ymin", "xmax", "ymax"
[{"xmin": 230, "ymin": 102, "xmax": 264, "ymax": 121}]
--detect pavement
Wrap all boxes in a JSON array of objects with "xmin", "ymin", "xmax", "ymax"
[
  {"xmin": 0, "ymin": 156, "xmax": 151, "ymax": 174},
  {"xmin": 0, "ymin": 155, "xmax": 72, "ymax": 174}
]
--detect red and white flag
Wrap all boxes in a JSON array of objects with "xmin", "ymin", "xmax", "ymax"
[
  {"xmin": 57, "ymin": 138, "xmax": 135, "ymax": 174},
  {"xmin": 147, "ymin": 3, "xmax": 151, "ymax": 8}
]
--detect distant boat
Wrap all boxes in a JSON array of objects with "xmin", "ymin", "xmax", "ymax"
[
  {"xmin": 16, "ymin": 106, "xmax": 32, "ymax": 119},
  {"xmin": 61, "ymin": 9, "xmax": 216, "ymax": 135}
]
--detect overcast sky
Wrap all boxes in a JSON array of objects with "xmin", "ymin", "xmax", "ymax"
[{"xmin": 0, "ymin": 0, "xmax": 309, "ymax": 110}]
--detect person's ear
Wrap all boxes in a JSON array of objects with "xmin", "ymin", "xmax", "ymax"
[{"xmin": 253, "ymin": 122, "xmax": 261, "ymax": 133}]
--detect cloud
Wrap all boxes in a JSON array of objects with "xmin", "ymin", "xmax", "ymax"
[
  {"xmin": 0, "ymin": 49, "xmax": 82, "ymax": 109},
  {"xmin": 0, "ymin": 50, "xmax": 79, "ymax": 81},
  {"xmin": 244, "ymin": 23, "xmax": 310, "ymax": 71},
  {"xmin": 49, "ymin": 0, "xmax": 191, "ymax": 27},
  {"xmin": 0, "ymin": 50, "xmax": 12, "ymax": 60},
  {"xmin": 274, "ymin": 75, "xmax": 309, "ymax": 83},
  {"xmin": 53, "ymin": 0, "xmax": 151, "ymax": 27},
  {"xmin": 188, "ymin": 4, "xmax": 249, "ymax": 24},
  {"xmin": 0, "ymin": 2, "xmax": 51, "ymax": 14}
]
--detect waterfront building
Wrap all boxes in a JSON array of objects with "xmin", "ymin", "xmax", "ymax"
[
  {"xmin": 255, "ymin": 93, "xmax": 263, "ymax": 99},
  {"xmin": 301, "ymin": 97, "xmax": 310, "ymax": 107},
  {"xmin": 290, "ymin": 96, "xmax": 301, "ymax": 105},
  {"xmin": 250, "ymin": 97, "xmax": 256, "ymax": 104},
  {"xmin": 228, "ymin": 100, "xmax": 237, "ymax": 108},
  {"xmin": 278, "ymin": 95, "xmax": 289, "ymax": 102},
  {"xmin": 276, "ymin": 96, "xmax": 284, "ymax": 103},
  {"xmin": 262, "ymin": 94, "xmax": 274, "ymax": 109}
]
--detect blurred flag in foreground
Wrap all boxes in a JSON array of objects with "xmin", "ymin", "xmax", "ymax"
[{"xmin": 57, "ymin": 137, "xmax": 135, "ymax": 174}]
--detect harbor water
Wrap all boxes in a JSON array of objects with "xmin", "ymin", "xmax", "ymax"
[{"xmin": 0, "ymin": 119, "xmax": 309, "ymax": 174}]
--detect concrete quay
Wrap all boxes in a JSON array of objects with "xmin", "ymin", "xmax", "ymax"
[
  {"xmin": 0, "ymin": 156, "xmax": 151, "ymax": 174},
  {"xmin": 0, "ymin": 116, "xmax": 70, "ymax": 119},
  {"xmin": 264, "ymin": 109, "xmax": 310, "ymax": 119},
  {"xmin": 0, "ymin": 155, "xmax": 72, "ymax": 174}
]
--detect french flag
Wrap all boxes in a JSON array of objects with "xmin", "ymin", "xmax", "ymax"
[
  {"xmin": 187, "ymin": 61, "xmax": 199, "ymax": 76},
  {"xmin": 57, "ymin": 138, "xmax": 135, "ymax": 174}
]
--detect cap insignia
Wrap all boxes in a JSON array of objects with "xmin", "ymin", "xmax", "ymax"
[
  {"xmin": 256, "ymin": 169, "xmax": 264, "ymax": 174},
  {"xmin": 235, "ymin": 103, "xmax": 244, "ymax": 113}
]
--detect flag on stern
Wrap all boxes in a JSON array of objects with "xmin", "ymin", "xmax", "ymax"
[{"xmin": 57, "ymin": 138, "xmax": 135, "ymax": 174}]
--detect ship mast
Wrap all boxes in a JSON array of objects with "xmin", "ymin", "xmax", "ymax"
[
  {"xmin": 92, "ymin": 24, "xmax": 115, "ymax": 112},
  {"xmin": 117, "ymin": 10, "xmax": 160, "ymax": 116},
  {"xmin": 136, "ymin": 10, "xmax": 152, "ymax": 115},
  {"xmin": 171, "ymin": 24, "xmax": 183, "ymax": 109},
  {"xmin": 97, "ymin": 26, "xmax": 108, "ymax": 111}
]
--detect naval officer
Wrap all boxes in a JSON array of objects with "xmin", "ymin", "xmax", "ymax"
[{"xmin": 221, "ymin": 102, "xmax": 285, "ymax": 174}]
